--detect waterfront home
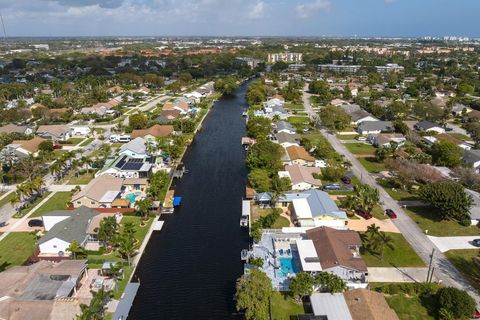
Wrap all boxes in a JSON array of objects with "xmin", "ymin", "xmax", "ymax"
[
  {"xmin": 463, "ymin": 149, "xmax": 480, "ymax": 172},
  {"xmin": 274, "ymin": 132, "xmax": 301, "ymax": 148},
  {"xmin": 423, "ymin": 133, "xmax": 472, "ymax": 150},
  {"xmin": 72, "ymin": 175, "xmax": 124, "ymax": 208},
  {"xmin": 0, "ymin": 136, "xmax": 46, "ymax": 162},
  {"xmin": 160, "ymin": 109, "xmax": 182, "ymax": 120},
  {"xmin": 306, "ymin": 226, "xmax": 367, "ymax": 285},
  {"xmin": 279, "ymin": 190, "xmax": 347, "ymax": 227},
  {"xmin": 414, "ymin": 120, "xmax": 445, "ymax": 134},
  {"xmin": 357, "ymin": 121, "xmax": 393, "ymax": 135},
  {"xmin": 162, "ymin": 101, "xmax": 190, "ymax": 114},
  {"xmin": 274, "ymin": 121, "xmax": 296, "ymax": 134},
  {"xmin": 39, "ymin": 206, "xmax": 100, "ymax": 256},
  {"xmin": 255, "ymin": 192, "xmax": 273, "ymax": 207},
  {"xmin": 284, "ymin": 146, "xmax": 316, "ymax": 167},
  {"xmin": 0, "ymin": 260, "xmax": 87, "ymax": 320},
  {"xmin": 309, "ymin": 293, "xmax": 352, "ymax": 320},
  {"xmin": 367, "ymin": 133, "xmax": 406, "ymax": 148},
  {"xmin": 279, "ymin": 164, "xmax": 321, "ymax": 190},
  {"xmin": 0, "ymin": 123, "xmax": 33, "ymax": 135},
  {"xmin": 95, "ymin": 154, "xmax": 155, "ymax": 179},
  {"xmin": 184, "ymin": 91, "xmax": 203, "ymax": 103},
  {"xmin": 36, "ymin": 124, "xmax": 71, "ymax": 142},
  {"xmin": 119, "ymin": 137, "xmax": 149, "ymax": 158},
  {"xmin": 131, "ymin": 124, "xmax": 174, "ymax": 140}
]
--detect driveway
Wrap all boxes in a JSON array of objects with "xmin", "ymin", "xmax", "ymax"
[
  {"xmin": 302, "ymin": 88, "xmax": 480, "ymax": 304},
  {"xmin": 368, "ymin": 267, "xmax": 436, "ymax": 283},
  {"xmin": 428, "ymin": 236, "xmax": 480, "ymax": 252}
]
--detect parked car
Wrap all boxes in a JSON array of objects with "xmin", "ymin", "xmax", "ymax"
[
  {"xmin": 357, "ymin": 136, "xmax": 367, "ymax": 141},
  {"xmin": 355, "ymin": 208, "xmax": 373, "ymax": 220},
  {"xmin": 28, "ymin": 219, "xmax": 44, "ymax": 227},
  {"xmin": 341, "ymin": 176, "xmax": 351, "ymax": 184},
  {"xmin": 472, "ymin": 239, "xmax": 480, "ymax": 247},
  {"xmin": 53, "ymin": 144, "xmax": 62, "ymax": 150},
  {"xmin": 385, "ymin": 209, "xmax": 397, "ymax": 219},
  {"xmin": 323, "ymin": 184, "xmax": 341, "ymax": 191},
  {"xmin": 445, "ymin": 127, "xmax": 453, "ymax": 132}
]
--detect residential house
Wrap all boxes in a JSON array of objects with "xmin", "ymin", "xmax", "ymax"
[
  {"xmin": 306, "ymin": 226, "xmax": 367, "ymax": 285},
  {"xmin": 39, "ymin": 206, "xmax": 100, "ymax": 256},
  {"xmin": 414, "ymin": 121, "xmax": 445, "ymax": 134},
  {"xmin": 343, "ymin": 289, "xmax": 399, "ymax": 320},
  {"xmin": 280, "ymin": 190, "xmax": 347, "ymax": 227},
  {"xmin": 160, "ymin": 109, "xmax": 182, "ymax": 120},
  {"xmin": 330, "ymin": 98, "xmax": 348, "ymax": 107},
  {"xmin": 274, "ymin": 121, "xmax": 296, "ymax": 134},
  {"xmin": 463, "ymin": 149, "xmax": 480, "ymax": 172},
  {"xmin": 184, "ymin": 91, "xmax": 203, "ymax": 103},
  {"xmin": 452, "ymin": 103, "xmax": 471, "ymax": 116},
  {"xmin": 131, "ymin": 124, "xmax": 174, "ymax": 140},
  {"xmin": 71, "ymin": 175, "xmax": 125, "ymax": 208},
  {"xmin": 0, "ymin": 136, "xmax": 46, "ymax": 161},
  {"xmin": 119, "ymin": 137, "xmax": 149, "ymax": 158},
  {"xmin": 341, "ymin": 104, "xmax": 378, "ymax": 125},
  {"xmin": 285, "ymin": 146, "xmax": 316, "ymax": 166},
  {"xmin": 367, "ymin": 133, "xmax": 406, "ymax": 148},
  {"xmin": 0, "ymin": 124, "xmax": 33, "ymax": 135},
  {"xmin": 279, "ymin": 164, "xmax": 321, "ymax": 190},
  {"xmin": 467, "ymin": 110, "xmax": 480, "ymax": 122},
  {"xmin": 423, "ymin": 133, "xmax": 472, "ymax": 150},
  {"xmin": 357, "ymin": 121, "xmax": 393, "ymax": 135},
  {"xmin": 36, "ymin": 124, "xmax": 71, "ymax": 142},
  {"xmin": 309, "ymin": 293, "xmax": 352, "ymax": 320},
  {"xmin": 69, "ymin": 125, "xmax": 91, "ymax": 136},
  {"xmin": 96, "ymin": 155, "xmax": 155, "ymax": 178},
  {"xmin": 135, "ymin": 86, "xmax": 151, "ymax": 95},
  {"xmin": 80, "ymin": 102, "xmax": 115, "ymax": 116},
  {"xmin": 274, "ymin": 132, "xmax": 301, "ymax": 148},
  {"xmin": 162, "ymin": 101, "xmax": 190, "ymax": 114}
]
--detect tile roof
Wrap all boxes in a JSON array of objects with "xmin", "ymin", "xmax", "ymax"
[
  {"xmin": 344, "ymin": 289, "xmax": 399, "ymax": 320},
  {"xmin": 285, "ymin": 164, "xmax": 321, "ymax": 186},
  {"xmin": 72, "ymin": 175, "xmax": 124, "ymax": 202},
  {"xmin": 306, "ymin": 226, "xmax": 367, "ymax": 271},
  {"xmin": 131, "ymin": 124, "xmax": 174, "ymax": 139},
  {"xmin": 0, "ymin": 124, "xmax": 28, "ymax": 134},
  {"xmin": 11, "ymin": 136, "xmax": 46, "ymax": 153},
  {"xmin": 36, "ymin": 124, "xmax": 69, "ymax": 136}
]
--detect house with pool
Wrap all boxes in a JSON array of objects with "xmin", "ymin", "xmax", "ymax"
[{"xmin": 245, "ymin": 226, "xmax": 368, "ymax": 291}]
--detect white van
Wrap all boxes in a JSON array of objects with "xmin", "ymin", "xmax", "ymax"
[{"xmin": 117, "ymin": 135, "xmax": 131, "ymax": 143}]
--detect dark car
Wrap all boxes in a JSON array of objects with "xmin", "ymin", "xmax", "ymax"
[
  {"xmin": 28, "ymin": 219, "xmax": 43, "ymax": 227},
  {"xmin": 385, "ymin": 209, "xmax": 397, "ymax": 219},
  {"xmin": 355, "ymin": 208, "xmax": 373, "ymax": 220},
  {"xmin": 341, "ymin": 176, "xmax": 351, "ymax": 184},
  {"xmin": 323, "ymin": 184, "xmax": 341, "ymax": 191},
  {"xmin": 444, "ymin": 127, "xmax": 453, "ymax": 132},
  {"xmin": 472, "ymin": 239, "xmax": 480, "ymax": 247}
]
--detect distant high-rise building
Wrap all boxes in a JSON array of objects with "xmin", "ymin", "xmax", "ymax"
[
  {"xmin": 267, "ymin": 52, "xmax": 303, "ymax": 63},
  {"xmin": 235, "ymin": 57, "xmax": 261, "ymax": 69},
  {"xmin": 375, "ymin": 63, "xmax": 404, "ymax": 74}
]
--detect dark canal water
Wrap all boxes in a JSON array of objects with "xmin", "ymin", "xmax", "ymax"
[{"xmin": 128, "ymin": 81, "xmax": 251, "ymax": 319}]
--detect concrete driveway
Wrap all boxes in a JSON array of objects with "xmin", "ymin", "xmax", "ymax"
[
  {"xmin": 368, "ymin": 267, "xmax": 436, "ymax": 283},
  {"xmin": 428, "ymin": 236, "xmax": 480, "ymax": 252}
]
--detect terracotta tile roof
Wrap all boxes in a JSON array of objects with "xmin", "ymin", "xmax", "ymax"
[
  {"xmin": 344, "ymin": 289, "xmax": 399, "ymax": 320},
  {"xmin": 286, "ymin": 146, "xmax": 315, "ymax": 162},
  {"xmin": 131, "ymin": 124, "xmax": 174, "ymax": 139},
  {"xmin": 306, "ymin": 226, "xmax": 367, "ymax": 272},
  {"xmin": 111, "ymin": 199, "xmax": 131, "ymax": 207},
  {"xmin": 11, "ymin": 136, "xmax": 46, "ymax": 153}
]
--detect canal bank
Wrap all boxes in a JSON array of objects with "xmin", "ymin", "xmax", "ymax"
[{"xmin": 128, "ymin": 81, "xmax": 251, "ymax": 319}]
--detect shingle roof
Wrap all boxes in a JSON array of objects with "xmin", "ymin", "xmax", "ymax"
[
  {"xmin": 285, "ymin": 164, "xmax": 321, "ymax": 186},
  {"xmin": 36, "ymin": 125, "xmax": 69, "ymax": 136},
  {"xmin": 10, "ymin": 136, "xmax": 46, "ymax": 153},
  {"xmin": 120, "ymin": 137, "xmax": 147, "ymax": 155},
  {"xmin": 463, "ymin": 149, "xmax": 480, "ymax": 164},
  {"xmin": 275, "ymin": 121, "xmax": 295, "ymax": 132},
  {"xmin": 414, "ymin": 120, "xmax": 441, "ymax": 131},
  {"xmin": 286, "ymin": 146, "xmax": 315, "ymax": 162},
  {"xmin": 344, "ymin": 289, "xmax": 399, "ymax": 320},
  {"xmin": 0, "ymin": 124, "xmax": 28, "ymax": 134},
  {"xmin": 306, "ymin": 226, "xmax": 367, "ymax": 271},
  {"xmin": 358, "ymin": 121, "xmax": 393, "ymax": 132},
  {"xmin": 72, "ymin": 175, "xmax": 124, "ymax": 202},
  {"xmin": 131, "ymin": 124, "xmax": 174, "ymax": 139},
  {"xmin": 276, "ymin": 132, "xmax": 300, "ymax": 145}
]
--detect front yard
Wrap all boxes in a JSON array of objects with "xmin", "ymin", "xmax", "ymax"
[
  {"xmin": 444, "ymin": 249, "xmax": 480, "ymax": 293},
  {"xmin": 404, "ymin": 206, "xmax": 480, "ymax": 236},
  {"xmin": 14, "ymin": 192, "xmax": 52, "ymax": 218},
  {"xmin": 30, "ymin": 191, "xmax": 71, "ymax": 218},
  {"xmin": 68, "ymin": 171, "xmax": 95, "ymax": 185},
  {"xmin": 344, "ymin": 142, "xmax": 376, "ymax": 155},
  {"xmin": 0, "ymin": 232, "xmax": 37, "ymax": 270},
  {"xmin": 357, "ymin": 157, "xmax": 386, "ymax": 173},
  {"xmin": 377, "ymin": 179, "xmax": 419, "ymax": 201},
  {"xmin": 361, "ymin": 232, "xmax": 425, "ymax": 267}
]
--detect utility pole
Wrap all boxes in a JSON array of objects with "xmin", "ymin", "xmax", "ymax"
[
  {"xmin": 0, "ymin": 11, "xmax": 6, "ymax": 44},
  {"xmin": 426, "ymin": 248, "xmax": 435, "ymax": 283}
]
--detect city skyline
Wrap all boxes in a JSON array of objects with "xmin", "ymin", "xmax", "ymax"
[{"xmin": 0, "ymin": 0, "xmax": 479, "ymax": 38}]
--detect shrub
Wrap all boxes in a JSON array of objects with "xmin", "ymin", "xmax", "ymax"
[{"xmin": 437, "ymin": 287, "xmax": 476, "ymax": 320}]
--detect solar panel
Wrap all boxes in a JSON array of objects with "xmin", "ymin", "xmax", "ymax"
[
  {"xmin": 122, "ymin": 162, "xmax": 144, "ymax": 170},
  {"xmin": 115, "ymin": 155, "xmax": 128, "ymax": 169}
]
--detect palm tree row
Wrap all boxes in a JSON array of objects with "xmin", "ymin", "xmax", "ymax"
[{"xmin": 10, "ymin": 176, "xmax": 45, "ymax": 208}]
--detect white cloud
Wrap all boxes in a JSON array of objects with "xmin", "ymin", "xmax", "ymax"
[
  {"xmin": 295, "ymin": 0, "xmax": 330, "ymax": 19},
  {"xmin": 248, "ymin": 1, "xmax": 265, "ymax": 19}
]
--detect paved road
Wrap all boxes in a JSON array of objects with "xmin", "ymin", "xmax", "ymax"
[
  {"xmin": 302, "ymin": 87, "xmax": 480, "ymax": 303},
  {"xmin": 123, "ymin": 94, "xmax": 171, "ymax": 126}
]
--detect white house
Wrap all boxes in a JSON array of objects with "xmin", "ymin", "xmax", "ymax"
[
  {"xmin": 281, "ymin": 164, "xmax": 322, "ymax": 190},
  {"xmin": 414, "ymin": 121, "xmax": 445, "ymax": 134},
  {"xmin": 119, "ymin": 137, "xmax": 149, "ymax": 158},
  {"xmin": 70, "ymin": 126, "xmax": 91, "ymax": 136}
]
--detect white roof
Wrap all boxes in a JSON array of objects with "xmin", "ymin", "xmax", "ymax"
[
  {"xmin": 99, "ymin": 190, "xmax": 120, "ymax": 203},
  {"xmin": 296, "ymin": 239, "xmax": 322, "ymax": 272},
  {"xmin": 292, "ymin": 198, "xmax": 312, "ymax": 219},
  {"xmin": 242, "ymin": 200, "xmax": 251, "ymax": 217},
  {"xmin": 310, "ymin": 293, "xmax": 352, "ymax": 319}
]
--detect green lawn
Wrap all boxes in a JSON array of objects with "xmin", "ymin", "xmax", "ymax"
[
  {"xmin": 78, "ymin": 138, "xmax": 94, "ymax": 147},
  {"xmin": 30, "ymin": 192, "xmax": 71, "ymax": 218},
  {"xmin": 344, "ymin": 143, "xmax": 376, "ymax": 155},
  {"xmin": 336, "ymin": 134, "xmax": 359, "ymax": 140},
  {"xmin": 448, "ymin": 133, "xmax": 471, "ymax": 141},
  {"xmin": 445, "ymin": 249, "xmax": 480, "ymax": 292},
  {"xmin": 385, "ymin": 293, "xmax": 437, "ymax": 320},
  {"xmin": 251, "ymin": 207, "xmax": 290, "ymax": 228},
  {"xmin": 0, "ymin": 232, "xmax": 37, "ymax": 270},
  {"xmin": 357, "ymin": 157, "xmax": 386, "ymax": 173},
  {"xmin": 284, "ymin": 103, "xmax": 304, "ymax": 110},
  {"xmin": 404, "ymin": 207, "xmax": 480, "ymax": 236},
  {"xmin": 287, "ymin": 116, "xmax": 310, "ymax": 125},
  {"xmin": 371, "ymin": 205, "xmax": 388, "ymax": 220},
  {"xmin": 14, "ymin": 192, "xmax": 52, "ymax": 218},
  {"xmin": 377, "ymin": 179, "xmax": 419, "ymax": 201},
  {"xmin": 0, "ymin": 192, "xmax": 16, "ymax": 209},
  {"xmin": 62, "ymin": 137, "xmax": 85, "ymax": 145},
  {"xmin": 272, "ymin": 216, "xmax": 290, "ymax": 228},
  {"xmin": 68, "ymin": 171, "xmax": 95, "ymax": 185},
  {"xmin": 270, "ymin": 291, "xmax": 304, "ymax": 320},
  {"xmin": 361, "ymin": 233, "xmax": 425, "ymax": 267}
]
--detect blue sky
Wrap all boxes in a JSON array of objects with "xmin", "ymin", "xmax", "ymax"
[{"xmin": 0, "ymin": 0, "xmax": 478, "ymax": 37}]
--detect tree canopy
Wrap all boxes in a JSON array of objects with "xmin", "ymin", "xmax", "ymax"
[{"xmin": 235, "ymin": 269, "xmax": 273, "ymax": 320}]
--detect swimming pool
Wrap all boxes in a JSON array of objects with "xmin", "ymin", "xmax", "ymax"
[
  {"xmin": 276, "ymin": 258, "xmax": 297, "ymax": 278},
  {"xmin": 126, "ymin": 193, "xmax": 137, "ymax": 204}
]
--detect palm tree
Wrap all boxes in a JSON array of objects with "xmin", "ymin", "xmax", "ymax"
[
  {"xmin": 67, "ymin": 240, "xmax": 85, "ymax": 260},
  {"xmin": 76, "ymin": 287, "xmax": 111, "ymax": 320},
  {"xmin": 135, "ymin": 198, "xmax": 153, "ymax": 220},
  {"xmin": 116, "ymin": 235, "xmax": 137, "ymax": 266},
  {"xmin": 96, "ymin": 216, "xmax": 118, "ymax": 249},
  {"xmin": 375, "ymin": 232, "xmax": 395, "ymax": 259}
]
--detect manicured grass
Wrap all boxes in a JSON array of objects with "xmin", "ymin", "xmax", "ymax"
[
  {"xmin": 344, "ymin": 143, "xmax": 376, "ymax": 155},
  {"xmin": 251, "ymin": 207, "xmax": 290, "ymax": 227},
  {"xmin": 404, "ymin": 206, "xmax": 480, "ymax": 236},
  {"xmin": 120, "ymin": 215, "xmax": 154, "ymax": 244},
  {"xmin": 449, "ymin": 133, "xmax": 471, "ymax": 141},
  {"xmin": 270, "ymin": 291, "xmax": 304, "ymax": 320},
  {"xmin": 14, "ymin": 192, "xmax": 52, "ymax": 218},
  {"xmin": 30, "ymin": 192, "xmax": 71, "ymax": 218},
  {"xmin": 284, "ymin": 103, "xmax": 304, "ymax": 110},
  {"xmin": 68, "ymin": 171, "xmax": 95, "ymax": 185},
  {"xmin": 0, "ymin": 192, "xmax": 16, "ymax": 209},
  {"xmin": 385, "ymin": 293, "xmax": 436, "ymax": 320},
  {"xmin": 371, "ymin": 205, "xmax": 388, "ymax": 220},
  {"xmin": 336, "ymin": 134, "xmax": 359, "ymax": 140},
  {"xmin": 377, "ymin": 179, "xmax": 419, "ymax": 201},
  {"xmin": 357, "ymin": 157, "xmax": 386, "ymax": 173},
  {"xmin": 272, "ymin": 216, "xmax": 290, "ymax": 228},
  {"xmin": 287, "ymin": 116, "xmax": 310, "ymax": 125},
  {"xmin": 0, "ymin": 232, "xmax": 37, "ymax": 270},
  {"xmin": 78, "ymin": 138, "xmax": 94, "ymax": 147},
  {"xmin": 445, "ymin": 249, "xmax": 480, "ymax": 292},
  {"xmin": 62, "ymin": 137, "xmax": 85, "ymax": 145},
  {"xmin": 361, "ymin": 233, "xmax": 425, "ymax": 267},
  {"xmin": 113, "ymin": 266, "xmax": 134, "ymax": 300}
]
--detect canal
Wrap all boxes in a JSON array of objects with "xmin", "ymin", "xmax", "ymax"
[{"xmin": 128, "ymin": 81, "xmax": 251, "ymax": 319}]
